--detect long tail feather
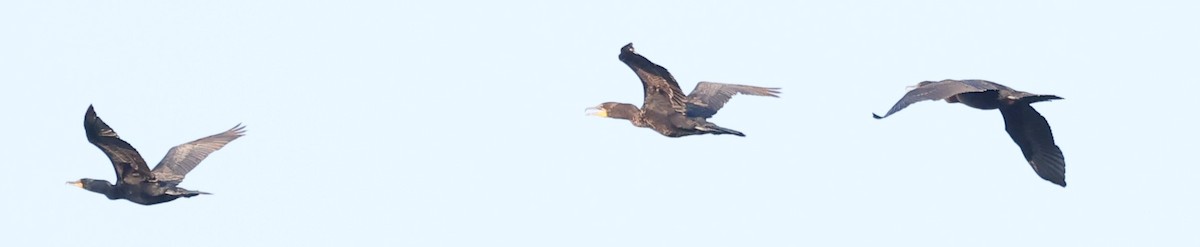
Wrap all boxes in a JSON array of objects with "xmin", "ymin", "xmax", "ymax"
[
  {"xmin": 700, "ymin": 125, "xmax": 745, "ymax": 137},
  {"xmin": 1018, "ymin": 95, "xmax": 1063, "ymax": 104}
]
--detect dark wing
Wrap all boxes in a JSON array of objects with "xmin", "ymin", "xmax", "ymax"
[
  {"xmin": 150, "ymin": 124, "xmax": 246, "ymax": 184},
  {"xmin": 84, "ymin": 105, "xmax": 153, "ymax": 185},
  {"xmin": 872, "ymin": 80, "xmax": 1004, "ymax": 119},
  {"xmin": 684, "ymin": 81, "xmax": 780, "ymax": 118},
  {"xmin": 1000, "ymin": 104, "xmax": 1066, "ymax": 187},
  {"xmin": 618, "ymin": 43, "xmax": 688, "ymax": 114}
]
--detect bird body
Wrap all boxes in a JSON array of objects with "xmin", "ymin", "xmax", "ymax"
[
  {"xmin": 954, "ymin": 90, "xmax": 1007, "ymax": 109},
  {"xmin": 69, "ymin": 105, "xmax": 243, "ymax": 205},
  {"xmin": 587, "ymin": 43, "xmax": 780, "ymax": 137},
  {"xmin": 873, "ymin": 79, "xmax": 1067, "ymax": 187},
  {"xmin": 73, "ymin": 178, "xmax": 204, "ymax": 205}
]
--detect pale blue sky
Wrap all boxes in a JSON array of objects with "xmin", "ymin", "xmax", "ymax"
[{"xmin": 2, "ymin": 0, "xmax": 1197, "ymax": 246}]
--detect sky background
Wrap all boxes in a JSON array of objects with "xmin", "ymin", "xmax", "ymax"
[{"xmin": 2, "ymin": 0, "xmax": 1197, "ymax": 246}]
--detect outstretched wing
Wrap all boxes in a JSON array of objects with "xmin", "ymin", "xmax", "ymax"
[
  {"xmin": 151, "ymin": 124, "xmax": 246, "ymax": 184},
  {"xmin": 872, "ymin": 79, "xmax": 1004, "ymax": 119},
  {"xmin": 1000, "ymin": 104, "xmax": 1066, "ymax": 187},
  {"xmin": 684, "ymin": 81, "xmax": 780, "ymax": 118},
  {"xmin": 84, "ymin": 105, "xmax": 153, "ymax": 185},
  {"xmin": 618, "ymin": 43, "xmax": 688, "ymax": 114}
]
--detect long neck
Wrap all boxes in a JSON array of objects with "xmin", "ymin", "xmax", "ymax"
[
  {"xmin": 607, "ymin": 104, "xmax": 646, "ymax": 127},
  {"xmin": 83, "ymin": 180, "xmax": 117, "ymax": 197}
]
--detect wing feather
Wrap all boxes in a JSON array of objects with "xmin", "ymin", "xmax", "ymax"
[
  {"xmin": 1000, "ymin": 104, "xmax": 1066, "ymax": 187},
  {"xmin": 84, "ymin": 105, "xmax": 152, "ymax": 185},
  {"xmin": 151, "ymin": 124, "xmax": 246, "ymax": 183},
  {"xmin": 685, "ymin": 81, "xmax": 780, "ymax": 118},
  {"xmin": 618, "ymin": 43, "xmax": 689, "ymax": 114},
  {"xmin": 872, "ymin": 80, "xmax": 1004, "ymax": 119}
]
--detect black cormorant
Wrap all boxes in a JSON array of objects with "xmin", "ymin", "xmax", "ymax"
[
  {"xmin": 68, "ymin": 105, "xmax": 246, "ymax": 205},
  {"xmin": 872, "ymin": 79, "xmax": 1066, "ymax": 187},
  {"xmin": 586, "ymin": 43, "xmax": 780, "ymax": 137}
]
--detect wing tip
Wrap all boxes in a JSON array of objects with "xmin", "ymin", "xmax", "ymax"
[
  {"xmin": 1042, "ymin": 175, "xmax": 1067, "ymax": 187},
  {"xmin": 762, "ymin": 87, "xmax": 782, "ymax": 97},
  {"xmin": 872, "ymin": 113, "xmax": 885, "ymax": 119},
  {"xmin": 228, "ymin": 123, "xmax": 248, "ymax": 136},
  {"xmin": 83, "ymin": 105, "xmax": 107, "ymax": 141},
  {"xmin": 85, "ymin": 104, "xmax": 97, "ymax": 120},
  {"xmin": 1040, "ymin": 165, "xmax": 1067, "ymax": 188},
  {"xmin": 1032, "ymin": 158, "xmax": 1067, "ymax": 187}
]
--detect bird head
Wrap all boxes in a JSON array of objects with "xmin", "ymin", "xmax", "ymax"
[
  {"xmin": 67, "ymin": 178, "xmax": 112, "ymax": 193},
  {"xmin": 67, "ymin": 179, "xmax": 85, "ymax": 189},
  {"xmin": 585, "ymin": 103, "xmax": 615, "ymax": 118},
  {"xmin": 586, "ymin": 102, "xmax": 638, "ymax": 120}
]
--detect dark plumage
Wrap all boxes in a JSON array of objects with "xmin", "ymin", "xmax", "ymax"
[
  {"xmin": 69, "ymin": 105, "xmax": 246, "ymax": 205},
  {"xmin": 873, "ymin": 79, "xmax": 1067, "ymax": 187},
  {"xmin": 586, "ymin": 43, "xmax": 780, "ymax": 137}
]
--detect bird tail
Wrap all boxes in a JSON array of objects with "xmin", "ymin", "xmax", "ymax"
[
  {"xmin": 1018, "ymin": 95, "xmax": 1063, "ymax": 105},
  {"xmin": 166, "ymin": 187, "xmax": 212, "ymax": 197},
  {"xmin": 698, "ymin": 124, "xmax": 746, "ymax": 137},
  {"xmin": 181, "ymin": 190, "xmax": 211, "ymax": 198}
]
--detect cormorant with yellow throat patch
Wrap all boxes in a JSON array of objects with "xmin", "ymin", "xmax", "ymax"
[
  {"xmin": 68, "ymin": 105, "xmax": 246, "ymax": 205},
  {"xmin": 586, "ymin": 43, "xmax": 780, "ymax": 137}
]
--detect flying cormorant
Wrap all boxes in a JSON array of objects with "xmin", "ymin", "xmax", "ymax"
[
  {"xmin": 586, "ymin": 43, "xmax": 780, "ymax": 137},
  {"xmin": 68, "ymin": 105, "xmax": 246, "ymax": 205},
  {"xmin": 873, "ymin": 79, "xmax": 1066, "ymax": 187}
]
